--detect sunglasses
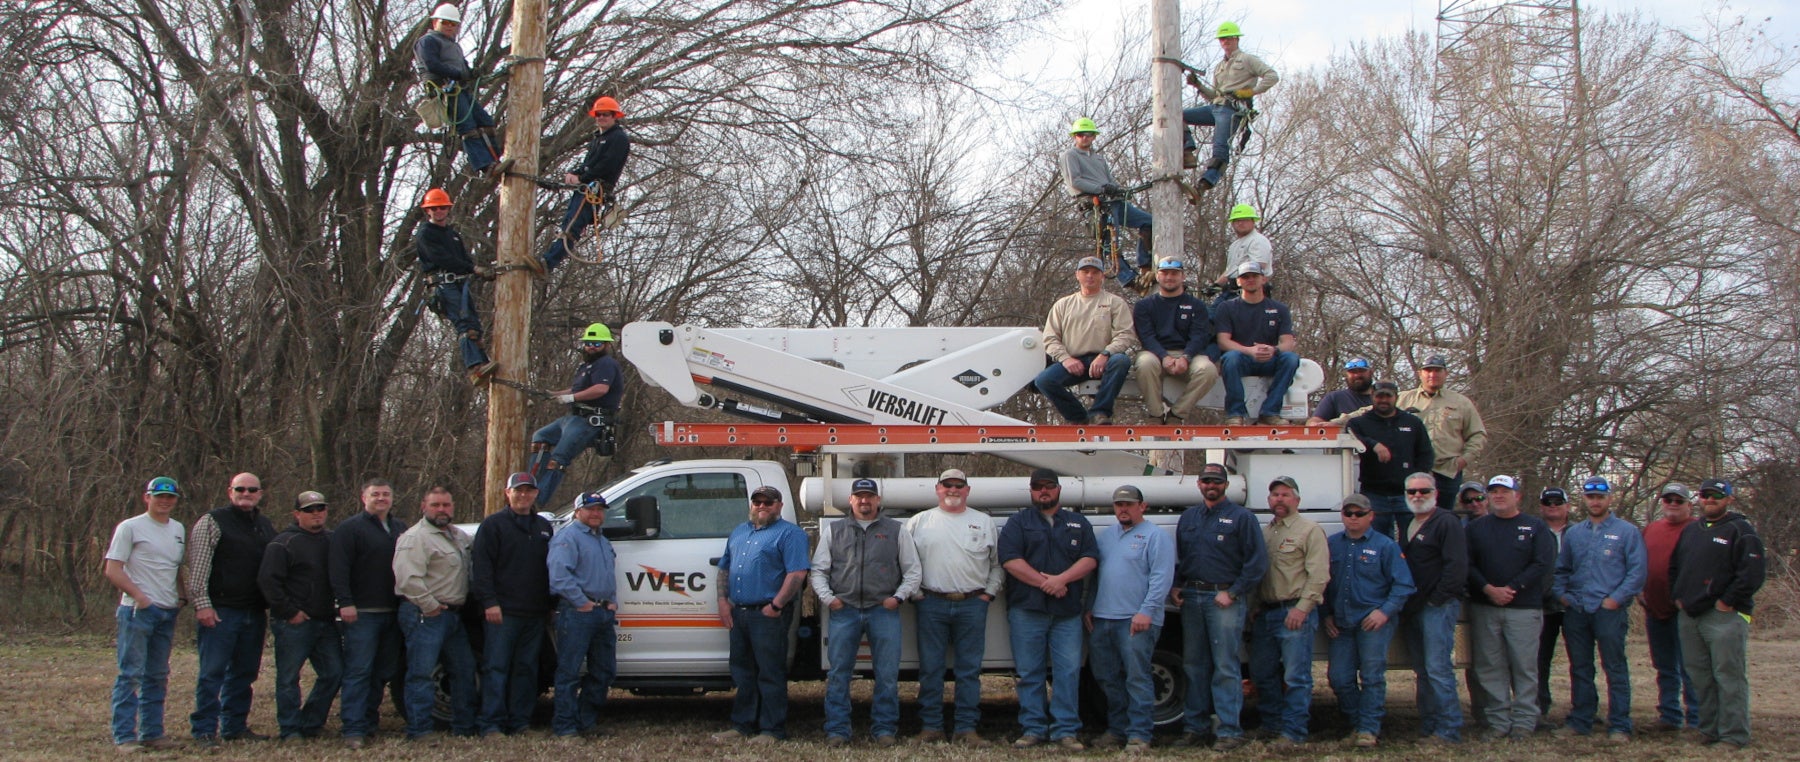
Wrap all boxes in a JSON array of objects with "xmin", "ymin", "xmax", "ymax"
[
  {"xmin": 1341, "ymin": 510, "xmax": 1373, "ymax": 518},
  {"xmin": 1030, "ymin": 483, "xmax": 1059, "ymax": 491},
  {"xmin": 1542, "ymin": 499, "xmax": 1565, "ymax": 506},
  {"xmin": 1404, "ymin": 488, "xmax": 1435, "ymax": 495},
  {"xmin": 298, "ymin": 504, "xmax": 328, "ymax": 514},
  {"xmin": 1200, "ymin": 478, "xmax": 1227, "ymax": 485},
  {"xmin": 233, "ymin": 486, "xmax": 262, "ymax": 494},
  {"xmin": 1660, "ymin": 496, "xmax": 1688, "ymax": 504},
  {"xmin": 940, "ymin": 482, "xmax": 969, "ymax": 490},
  {"xmin": 750, "ymin": 498, "xmax": 778, "ymax": 506},
  {"xmin": 1460, "ymin": 495, "xmax": 1487, "ymax": 504},
  {"xmin": 1699, "ymin": 491, "xmax": 1727, "ymax": 500}
]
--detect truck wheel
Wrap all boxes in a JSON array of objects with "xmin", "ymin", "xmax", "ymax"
[{"xmin": 1149, "ymin": 647, "xmax": 1186, "ymax": 728}]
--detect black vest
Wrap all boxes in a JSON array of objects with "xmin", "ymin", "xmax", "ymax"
[{"xmin": 206, "ymin": 505, "xmax": 275, "ymax": 609}]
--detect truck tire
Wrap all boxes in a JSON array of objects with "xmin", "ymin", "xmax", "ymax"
[{"xmin": 1148, "ymin": 646, "xmax": 1186, "ymax": 728}]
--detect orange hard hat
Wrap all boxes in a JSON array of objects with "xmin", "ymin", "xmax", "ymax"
[
  {"xmin": 421, "ymin": 188, "xmax": 452, "ymax": 208},
  {"xmin": 588, "ymin": 96, "xmax": 624, "ymax": 117}
]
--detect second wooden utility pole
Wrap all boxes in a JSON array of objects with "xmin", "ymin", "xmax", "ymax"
[
  {"xmin": 486, "ymin": 0, "xmax": 548, "ymax": 516},
  {"xmin": 1149, "ymin": 0, "xmax": 1184, "ymax": 268}
]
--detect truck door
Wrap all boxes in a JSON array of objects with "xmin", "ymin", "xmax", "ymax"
[{"xmin": 605, "ymin": 470, "xmax": 752, "ymax": 677}]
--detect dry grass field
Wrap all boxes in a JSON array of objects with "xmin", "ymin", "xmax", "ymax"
[{"xmin": 2, "ymin": 629, "xmax": 1796, "ymax": 761}]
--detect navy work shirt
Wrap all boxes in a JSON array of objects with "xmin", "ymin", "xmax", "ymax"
[
  {"xmin": 998, "ymin": 507, "xmax": 1099, "ymax": 618},
  {"xmin": 571, "ymin": 354, "xmax": 624, "ymax": 411},
  {"xmin": 1213, "ymin": 296, "xmax": 1293, "ymax": 348},
  {"xmin": 1175, "ymin": 499, "xmax": 1268, "ymax": 600}
]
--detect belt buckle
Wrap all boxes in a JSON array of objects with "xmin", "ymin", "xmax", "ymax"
[{"xmin": 945, "ymin": 592, "xmax": 968, "ymax": 602}]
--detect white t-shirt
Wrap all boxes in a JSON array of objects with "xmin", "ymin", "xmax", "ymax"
[
  {"xmin": 904, "ymin": 507, "xmax": 1004, "ymax": 596},
  {"xmin": 105, "ymin": 513, "xmax": 186, "ymax": 608}
]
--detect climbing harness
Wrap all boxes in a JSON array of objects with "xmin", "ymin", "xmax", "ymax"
[{"xmin": 1079, "ymin": 181, "xmax": 1153, "ymax": 281}]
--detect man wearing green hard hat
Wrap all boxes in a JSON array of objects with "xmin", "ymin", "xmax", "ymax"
[
  {"xmin": 1183, "ymin": 22, "xmax": 1280, "ymax": 190},
  {"xmin": 1060, "ymin": 117, "xmax": 1155, "ymax": 293},
  {"xmin": 528, "ymin": 322, "xmax": 625, "ymax": 506},
  {"xmin": 1216, "ymin": 203, "xmax": 1273, "ymax": 301}
]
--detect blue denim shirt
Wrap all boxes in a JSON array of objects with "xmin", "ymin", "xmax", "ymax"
[
  {"xmin": 1324, "ymin": 530, "xmax": 1415, "ymax": 626},
  {"xmin": 1552, "ymin": 514, "xmax": 1647, "ymax": 613},
  {"xmin": 1092, "ymin": 522, "xmax": 1176, "ymax": 625},
  {"xmin": 998, "ymin": 507, "xmax": 1099, "ymax": 618},
  {"xmin": 547, "ymin": 521, "xmax": 618, "ymax": 608},
  {"xmin": 1175, "ymin": 499, "xmax": 1268, "ymax": 600},
  {"xmin": 718, "ymin": 519, "xmax": 810, "ymax": 605}
]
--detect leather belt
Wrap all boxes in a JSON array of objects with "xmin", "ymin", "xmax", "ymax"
[
  {"xmin": 1267, "ymin": 598, "xmax": 1300, "ymax": 609},
  {"xmin": 924, "ymin": 589, "xmax": 985, "ymax": 601},
  {"xmin": 734, "ymin": 601, "xmax": 772, "ymax": 609},
  {"xmin": 1185, "ymin": 582, "xmax": 1232, "ymax": 591}
]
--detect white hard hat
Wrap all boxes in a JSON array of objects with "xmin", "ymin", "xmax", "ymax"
[{"xmin": 430, "ymin": 3, "xmax": 462, "ymax": 23}]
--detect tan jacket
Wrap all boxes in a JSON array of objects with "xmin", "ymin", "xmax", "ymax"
[
  {"xmin": 1043, "ymin": 289, "xmax": 1137, "ymax": 361},
  {"xmin": 392, "ymin": 519, "xmax": 472, "ymax": 613},
  {"xmin": 1257, "ymin": 513, "xmax": 1329, "ymax": 612},
  {"xmin": 1396, "ymin": 387, "xmax": 1487, "ymax": 477},
  {"xmin": 1197, "ymin": 50, "xmax": 1279, "ymax": 104}
]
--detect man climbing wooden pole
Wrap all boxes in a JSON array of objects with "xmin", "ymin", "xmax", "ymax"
[
  {"xmin": 1150, "ymin": 0, "xmax": 1184, "ymax": 270},
  {"xmin": 486, "ymin": 0, "xmax": 549, "ymax": 516}
]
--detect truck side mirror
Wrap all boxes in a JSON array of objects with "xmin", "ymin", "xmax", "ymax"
[{"xmin": 602, "ymin": 495, "xmax": 662, "ymax": 540}]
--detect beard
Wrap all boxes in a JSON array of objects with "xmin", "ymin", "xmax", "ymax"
[
  {"xmin": 427, "ymin": 514, "xmax": 452, "ymax": 528},
  {"xmin": 1406, "ymin": 497, "xmax": 1435, "ymax": 515},
  {"xmin": 940, "ymin": 495, "xmax": 966, "ymax": 510},
  {"xmin": 750, "ymin": 511, "xmax": 775, "ymax": 528}
]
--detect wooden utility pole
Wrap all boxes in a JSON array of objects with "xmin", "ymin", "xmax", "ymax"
[
  {"xmin": 1149, "ymin": 0, "xmax": 1184, "ymax": 266},
  {"xmin": 486, "ymin": 0, "xmax": 548, "ymax": 515}
]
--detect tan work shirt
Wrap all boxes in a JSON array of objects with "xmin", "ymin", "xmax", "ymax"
[
  {"xmin": 1396, "ymin": 387, "xmax": 1487, "ymax": 477},
  {"xmin": 392, "ymin": 519, "xmax": 472, "ymax": 613},
  {"xmin": 1257, "ymin": 513, "xmax": 1329, "ymax": 612},
  {"xmin": 1043, "ymin": 289, "xmax": 1137, "ymax": 361},
  {"xmin": 1197, "ymin": 50, "xmax": 1280, "ymax": 104}
]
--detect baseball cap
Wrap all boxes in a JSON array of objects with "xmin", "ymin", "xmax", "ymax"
[
  {"xmin": 1344, "ymin": 358, "xmax": 1371, "ymax": 370},
  {"xmin": 1422, "ymin": 354, "xmax": 1449, "ymax": 370},
  {"xmin": 295, "ymin": 491, "xmax": 328, "ymax": 510},
  {"xmin": 1371, "ymin": 381, "xmax": 1399, "ymax": 395},
  {"xmin": 1268, "ymin": 475, "xmax": 1299, "ymax": 494},
  {"xmin": 1234, "ymin": 260, "xmax": 1267, "ymax": 278},
  {"xmin": 1156, "ymin": 257, "xmax": 1185, "ymax": 270},
  {"xmin": 1698, "ymin": 478, "xmax": 1733, "ymax": 497},
  {"xmin": 1581, "ymin": 476, "xmax": 1611, "ymax": 495},
  {"xmin": 938, "ymin": 468, "xmax": 968, "ymax": 485},
  {"xmin": 1340, "ymin": 493, "xmax": 1372, "ymax": 511},
  {"xmin": 750, "ymin": 485, "xmax": 783, "ymax": 502},
  {"xmin": 1111, "ymin": 485, "xmax": 1144, "ymax": 503},
  {"xmin": 1487, "ymin": 474, "xmax": 1519, "ymax": 491},
  {"xmin": 1076, "ymin": 256, "xmax": 1104, "ymax": 271},
  {"xmin": 1459, "ymin": 480, "xmax": 1486, "ymax": 495},
  {"xmin": 1198, "ymin": 463, "xmax": 1229, "ymax": 482},
  {"xmin": 1029, "ymin": 468, "xmax": 1060, "ymax": 486},
  {"xmin": 576, "ymin": 491, "xmax": 608, "ymax": 509},
  {"xmin": 850, "ymin": 478, "xmax": 880, "ymax": 495},
  {"xmin": 506, "ymin": 471, "xmax": 538, "ymax": 490},
  {"xmin": 1660, "ymin": 483, "xmax": 1693, "ymax": 501},
  {"xmin": 1539, "ymin": 487, "xmax": 1567, "ymax": 504},
  {"xmin": 144, "ymin": 476, "xmax": 182, "ymax": 497}
]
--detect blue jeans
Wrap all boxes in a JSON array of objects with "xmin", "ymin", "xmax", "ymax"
[
  {"xmin": 1180, "ymin": 594, "xmax": 1247, "ymax": 737},
  {"xmin": 1328, "ymin": 616, "xmax": 1397, "ymax": 735},
  {"xmin": 728, "ymin": 604, "xmax": 793, "ymax": 737},
  {"xmin": 1367, "ymin": 494, "xmax": 1411, "ymax": 541},
  {"xmin": 190, "ymin": 606, "xmax": 266, "ymax": 739},
  {"xmin": 434, "ymin": 281, "xmax": 489, "ymax": 370},
  {"xmin": 1250, "ymin": 606, "xmax": 1316, "ymax": 741},
  {"xmin": 915, "ymin": 595, "xmax": 989, "ymax": 734},
  {"xmin": 532, "ymin": 415, "xmax": 603, "ymax": 506},
  {"xmin": 1563, "ymin": 606, "xmax": 1632, "ymax": 734},
  {"xmin": 112, "ymin": 605, "xmax": 177, "ymax": 744},
  {"xmin": 1099, "ymin": 200, "xmax": 1153, "ymax": 287},
  {"xmin": 552, "ymin": 603, "xmax": 617, "ymax": 736},
  {"xmin": 339, "ymin": 611, "xmax": 405, "ymax": 738},
  {"xmin": 1182, "ymin": 103, "xmax": 1236, "ymax": 187},
  {"xmin": 270, "ymin": 618, "xmax": 343, "ymax": 738},
  {"xmin": 397, "ymin": 601, "xmax": 477, "ymax": 738},
  {"xmin": 480, "ymin": 613, "xmax": 546, "ymax": 734},
  {"xmin": 541, "ymin": 192, "xmax": 598, "ymax": 272},
  {"xmin": 1088, "ymin": 618, "xmax": 1159, "ymax": 742},
  {"xmin": 824, "ymin": 604, "xmax": 902, "ymax": 739},
  {"xmin": 1219, "ymin": 350, "xmax": 1299, "ymax": 418},
  {"xmin": 1007, "ymin": 609, "xmax": 1085, "ymax": 740},
  {"xmin": 1403, "ymin": 600, "xmax": 1464, "ymax": 740},
  {"xmin": 1033, "ymin": 353, "xmax": 1131, "ymax": 423},
  {"xmin": 1537, "ymin": 609, "xmax": 1565, "ymax": 716},
  {"xmin": 448, "ymin": 86, "xmax": 498, "ymax": 172},
  {"xmin": 1645, "ymin": 613, "xmax": 1699, "ymax": 728}
]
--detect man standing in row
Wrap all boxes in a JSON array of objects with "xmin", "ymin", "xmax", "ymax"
[
  {"xmin": 713, "ymin": 486, "xmax": 810, "ymax": 744},
  {"xmin": 1553, "ymin": 477, "xmax": 1646, "ymax": 742},
  {"xmin": 810, "ymin": 478, "xmax": 920, "ymax": 747},
  {"xmin": 1173, "ymin": 463, "xmax": 1266, "ymax": 750},
  {"xmin": 331, "ymin": 479, "xmax": 409, "ymax": 749},
  {"xmin": 105, "ymin": 477, "xmax": 187, "ymax": 753},
  {"xmin": 1088, "ymin": 486, "xmax": 1175, "ymax": 754},
  {"xmin": 1250, "ymin": 476, "xmax": 1327, "ymax": 746},
  {"xmin": 1324, "ymin": 494, "xmax": 1415, "ymax": 748},
  {"xmin": 1132, "ymin": 257, "xmax": 1218, "ymax": 425},
  {"xmin": 999, "ymin": 469, "xmax": 1098, "ymax": 751},
  {"xmin": 1214, "ymin": 262, "xmax": 1297, "ymax": 426},
  {"xmin": 907, "ymin": 469, "xmax": 1004, "ymax": 746},
  {"xmin": 1345, "ymin": 380, "xmax": 1434, "ymax": 539},
  {"xmin": 187, "ymin": 473, "xmax": 275, "ymax": 747},
  {"xmin": 1465, "ymin": 475, "xmax": 1556, "ymax": 739},
  {"xmin": 393, "ymin": 487, "xmax": 478, "ymax": 741},
  {"xmin": 1641, "ymin": 483, "xmax": 1700, "ymax": 733},
  {"xmin": 547, "ymin": 491, "xmax": 620, "ymax": 739},
  {"xmin": 1670, "ymin": 478, "xmax": 1765, "ymax": 750},
  {"xmin": 1400, "ymin": 355, "xmax": 1487, "ymax": 512},
  {"xmin": 472, "ymin": 473, "xmax": 555, "ymax": 737},
  {"xmin": 257, "ymin": 491, "xmax": 342, "ymax": 741},
  {"xmin": 1400, "ymin": 473, "xmax": 1467, "ymax": 745},
  {"xmin": 1537, "ymin": 486, "xmax": 1571, "ymax": 724},
  {"xmin": 1036, "ymin": 256, "xmax": 1136, "ymax": 425}
]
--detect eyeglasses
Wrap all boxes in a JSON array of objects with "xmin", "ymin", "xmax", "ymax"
[
  {"xmin": 940, "ymin": 482, "xmax": 968, "ymax": 490},
  {"xmin": 750, "ymin": 499, "xmax": 777, "ymax": 506},
  {"xmin": 1460, "ymin": 496, "xmax": 1487, "ymax": 505},
  {"xmin": 1541, "ymin": 499, "xmax": 1565, "ymax": 506},
  {"xmin": 1341, "ymin": 510, "xmax": 1372, "ymax": 518},
  {"xmin": 1030, "ymin": 483, "xmax": 1059, "ymax": 491},
  {"xmin": 1199, "ymin": 478, "xmax": 1227, "ymax": 485},
  {"xmin": 1660, "ymin": 496, "xmax": 1688, "ymax": 504},
  {"xmin": 1699, "ymin": 491, "xmax": 1727, "ymax": 500},
  {"xmin": 298, "ymin": 504, "xmax": 328, "ymax": 514},
  {"xmin": 1404, "ymin": 488, "xmax": 1435, "ymax": 495},
  {"xmin": 233, "ymin": 486, "xmax": 262, "ymax": 494}
]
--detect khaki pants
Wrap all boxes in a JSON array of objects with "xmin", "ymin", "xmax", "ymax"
[{"xmin": 1133, "ymin": 352, "xmax": 1219, "ymax": 419}]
